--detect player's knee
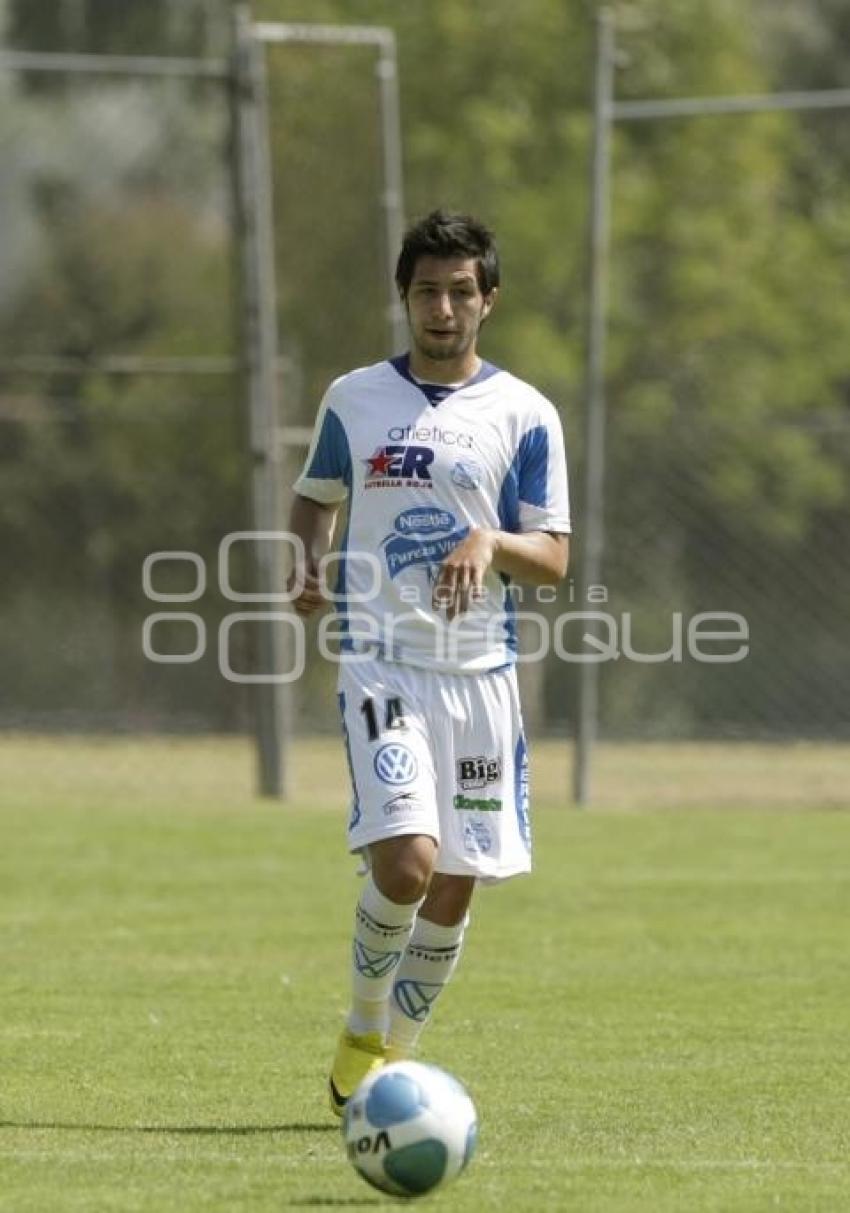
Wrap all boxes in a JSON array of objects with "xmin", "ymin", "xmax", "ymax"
[
  {"xmin": 421, "ymin": 874, "xmax": 475, "ymax": 926},
  {"xmin": 370, "ymin": 835, "xmax": 436, "ymax": 904},
  {"xmin": 380, "ymin": 867, "xmax": 430, "ymax": 904}
]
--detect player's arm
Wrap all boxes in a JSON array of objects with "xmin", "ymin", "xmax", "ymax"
[
  {"xmin": 433, "ymin": 399, "xmax": 572, "ymax": 617},
  {"xmin": 492, "ymin": 529, "xmax": 569, "ymax": 583},
  {"xmin": 289, "ymin": 390, "xmax": 351, "ymax": 615},
  {"xmin": 433, "ymin": 528, "xmax": 569, "ymax": 618},
  {"xmin": 287, "ymin": 492, "xmax": 340, "ymax": 616}
]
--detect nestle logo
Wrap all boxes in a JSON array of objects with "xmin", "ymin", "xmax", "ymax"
[{"xmin": 393, "ymin": 508, "xmax": 455, "ymax": 537}]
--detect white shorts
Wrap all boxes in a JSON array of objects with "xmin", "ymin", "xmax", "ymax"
[{"xmin": 336, "ymin": 655, "xmax": 531, "ymax": 882}]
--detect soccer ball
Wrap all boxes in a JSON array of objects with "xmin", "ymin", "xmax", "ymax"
[{"xmin": 342, "ymin": 1060, "xmax": 478, "ymax": 1198}]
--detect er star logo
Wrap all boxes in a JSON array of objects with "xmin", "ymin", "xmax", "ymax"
[{"xmin": 365, "ymin": 448, "xmax": 396, "ymax": 477}]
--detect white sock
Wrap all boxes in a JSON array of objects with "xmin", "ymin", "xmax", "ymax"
[
  {"xmin": 347, "ymin": 877, "xmax": 424, "ymax": 1037},
  {"xmin": 386, "ymin": 915, "xmax": 467, "ymax": 1057}
]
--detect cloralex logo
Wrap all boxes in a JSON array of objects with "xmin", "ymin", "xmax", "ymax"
[{"xmin": 141, "ymin": 531, "xmax": 750, "ymax": 684}]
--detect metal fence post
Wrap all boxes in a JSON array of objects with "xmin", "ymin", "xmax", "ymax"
[
  {"xmin": 376, "ymin": 33, "xmax": 407, "ymax": 353},
  {"xmin": 573, "ymin": 6, "xmax": 615, "ymax": 806},
  {"xmin": 252, "ymin": 22, "xmax": 407, "ymax": 358},
  {"xmin": 231, "ymin": 5, "xmax": 288, "ymax": 798}
]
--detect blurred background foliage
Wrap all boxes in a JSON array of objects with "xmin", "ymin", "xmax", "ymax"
[{"xmin": 0, "ymin": 0, "xmax": 848, "ymax": 737}]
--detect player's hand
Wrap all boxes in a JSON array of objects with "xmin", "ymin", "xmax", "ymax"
[
  {"xmin": 432, "ymin": 528, "xmax": 497, "ymax": 619},
  {"xmin": 289, "ymin": 569, "xmax": 326, "ymax": 616}
]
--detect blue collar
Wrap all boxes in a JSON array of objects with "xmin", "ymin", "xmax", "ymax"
[{"xmin": 389, "ymin": 353, "xmax": 500, "ymax": 407}]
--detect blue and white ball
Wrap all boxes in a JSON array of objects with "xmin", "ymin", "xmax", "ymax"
[{"xmin": 343, "ymin": 1061, "xmax": 478, "ymax": 1198}]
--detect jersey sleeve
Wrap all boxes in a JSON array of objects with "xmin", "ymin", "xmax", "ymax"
[
  {"xmin": 292, "ymin": 391, "xmax": 352, "ymax": 505},
  {"xmin": 513, "ymin": 401, "xmax": 571, "ymax": 533}
]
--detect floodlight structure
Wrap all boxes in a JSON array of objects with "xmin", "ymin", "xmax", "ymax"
[{"xmin": 573, "ymin": 7, "xmax": 850, "ymax": 805}]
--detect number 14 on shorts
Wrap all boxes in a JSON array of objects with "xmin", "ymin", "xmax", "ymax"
[{"xmin": 360, "ymin": 696, "xmax": 407, "ymax": 742}]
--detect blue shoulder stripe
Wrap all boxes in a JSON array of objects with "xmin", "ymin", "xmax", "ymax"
[
  {"xmin": 497, "ymin": 424, "xmax": 549, "ymax": 531},
  {"xmin": 306, "ymin": 407, "xmax": 352, "ymax": 487},
  {"xmin": 517, "ymin": 424, "xmax": 549, "ymax": 508}
]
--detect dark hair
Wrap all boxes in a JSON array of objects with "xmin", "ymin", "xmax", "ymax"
[{"xmin": 395, "ymin": 209, "xmax": 500, "ymax": 297}]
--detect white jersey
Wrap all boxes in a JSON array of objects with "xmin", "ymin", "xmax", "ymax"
[{"xmin": 293, "ymin": 354, "xmax": 571, "ymax": 674}]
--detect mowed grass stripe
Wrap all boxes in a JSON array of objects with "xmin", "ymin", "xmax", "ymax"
[{"xmin": 1, "ymin": 740, "xmax": 848, "ymax": 1211}]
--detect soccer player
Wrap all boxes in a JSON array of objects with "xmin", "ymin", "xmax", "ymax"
[{"xmin": 289, "ymin": 210, "xmax": 571, "ymax": 1116}]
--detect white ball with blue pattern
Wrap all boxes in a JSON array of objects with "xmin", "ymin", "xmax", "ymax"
[{"xmin": 343, "ymin": 1060, "xmax": 478, "ymax": 1198}]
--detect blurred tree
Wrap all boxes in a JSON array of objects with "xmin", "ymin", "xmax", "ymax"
[
  {"xmin": 1, "ymin": 0, "xmax": 848, "ymax": 734},
  {"xmin": 0, "ymin": 13, "xmax": 241, "ymax": 725},
  {"xmin": 255, "ymin": 0, "xmax": 850, "ymax": 734},
  {"xmin": 4, "ymin": 0, "xmax": 228, "ymax": 58},
  {"xmin": 756, "ymin": 0, "xmax": 850, "ymax": 90},
  {"xmin": 581, "ymin": 1, "xmax": 850, "ymax": 732}
]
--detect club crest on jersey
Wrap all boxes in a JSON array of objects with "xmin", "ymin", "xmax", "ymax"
[
  {"xmin": 364, "ymin": 444, "xmax": 434, "ymax": 489},
  {"xmin": 450, "ymin": 459, "xmax": 483, "ymax": 490}
]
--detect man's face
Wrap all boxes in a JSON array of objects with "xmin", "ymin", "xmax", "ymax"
[{"xmin": 403, "ymin": 255, "xmax": 496, "ymax": 366}]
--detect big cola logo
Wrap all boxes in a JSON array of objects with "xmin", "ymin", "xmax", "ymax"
[{"xmin": 456, "ymin": 755, "xmax": 502, "ymax": 791}]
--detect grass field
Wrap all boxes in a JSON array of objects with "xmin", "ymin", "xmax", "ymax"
[{"xmin": 1, "ymin": 737, "xmax": 849, "ymax": 1211}]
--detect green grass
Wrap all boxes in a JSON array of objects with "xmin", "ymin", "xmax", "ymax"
[{"xmin": 1, "ymin": 738, "xmax": 849, "ymax": 1211}]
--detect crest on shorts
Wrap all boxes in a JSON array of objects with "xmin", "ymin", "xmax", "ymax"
[{"xmin": 463, "ymin": 820, "xmax": 493, "ymax": 853}]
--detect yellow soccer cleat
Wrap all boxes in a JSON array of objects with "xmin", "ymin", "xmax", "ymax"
[
  {"xmin": 384, "ymin": 1042, "xmax": 411, "ymax": 1064},
  {"xmin": 328, "ymin": 1029, "xmax": 386, "ymax": 1118}
]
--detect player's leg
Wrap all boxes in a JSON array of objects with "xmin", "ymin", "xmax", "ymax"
[
  {"xmin": 385, "ymin": 872, "xmax": 475, "ymax": 1061},
  {"xmin": 330, "ymin": 659, "xmax": 439, "ymax": 1114},
  {"xmin": 420, "ymin": 871, "xmax": 476, "ymax": 926},
  {"xmin": 368, "ymin": 833, "xmax": 437, "ymax": 905},
  {"xmin": 347, "ymin": 834, "xmax": 436, "ymax": 1038},
  {"xmin": 329, "ymin": 836, "xmax": 433, "ymax": 1115},
  {"xmin": 434, "ymin": 665, "xmax": 532, "ymax": 882},
  {"xmin": 384, "ymin": 666, "xmax": 531, "ymax": 1062}
]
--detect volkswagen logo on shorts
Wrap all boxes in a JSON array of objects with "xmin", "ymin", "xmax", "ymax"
[{"xmin": 374, "ymin": 743, "xmax": 418, "ymax": 786}]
